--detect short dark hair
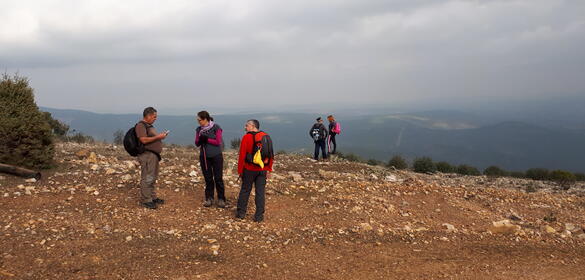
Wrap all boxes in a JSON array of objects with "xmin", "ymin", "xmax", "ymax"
[
  {"xmin": 197, "ymin": 111, "xmax": 214, "ymax": 122},
  {"xmin": 247, "ymin": 119, "xmax": 260, "ymax": 129},
  {"xmin": 143, "ymin": 107, "xmax": 157, "ymax": 117}
]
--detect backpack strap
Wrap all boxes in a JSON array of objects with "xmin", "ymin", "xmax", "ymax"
[{"xmin": 136, "ymin": 121, "xmax": 153, "ymax": 135}]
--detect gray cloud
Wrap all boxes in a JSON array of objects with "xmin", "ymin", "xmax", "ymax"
[{"xmin": 1, "ymin": 0, "xmax": 584, "ymax": 112}]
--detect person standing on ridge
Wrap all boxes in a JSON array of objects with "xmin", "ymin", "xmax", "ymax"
[
  {"xmin": 195, "ymin": 111, "xmax": 226, "ymax": 208},
  {"xmin": 327, "ymin": 115, "xmax": 340, "ymax": 154},
  {"xmin": 236, "ymin": 119, "xmax": 274, "ymax": 222},
  {"xmin": 309, "ymin": 117, "xmax": 328, "ymax": 160},
  {"xmin": 136, "ymin": 107, "xmax": 168, "ymax": 209}
]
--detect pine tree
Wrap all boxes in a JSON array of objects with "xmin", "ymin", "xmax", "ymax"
[{"xmin": 0, "ymin": 74, "xmax": 55, "ymax": 169}]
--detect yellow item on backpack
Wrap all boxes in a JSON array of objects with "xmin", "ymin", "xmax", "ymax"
[{"xmin": 253, "ymin": 148, "xmax": 264, "ymax": 168}]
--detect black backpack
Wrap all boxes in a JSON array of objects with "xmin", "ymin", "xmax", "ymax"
[
  {"xmin": 245, "ymin": 131, "xmax": 274, "ymax": 166},
  {"xmin": 311, "ymin": 124, "xmax": 325, "ymax": 141},
  {"xmin": 311, "ymin": 127, "xmax": 320, "ymax": 141},
  {"xmin": 123, "ymin": 122, "xmax": 146, "ymax": 156}
]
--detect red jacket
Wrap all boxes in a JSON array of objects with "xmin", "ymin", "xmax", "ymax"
[{"xmin": 238, "ymin": 132, "xmax": 274, "ymax": 174}]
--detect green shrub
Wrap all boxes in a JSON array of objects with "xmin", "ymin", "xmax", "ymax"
[
  {"xmin": 509, "ymin": 171, "xmax": 525, "ymax": 178},
  {"xmin": 413, "ymin": 157, "xmax": 436, "ymax": 173},
  {"xmin": 42, "ymin": 111, "xmax": 69, "ymax": 139},
  {"xmin": 574, "ymin": 172, "xmax": 585, "ymax": 182},
  {"xmin": 525, "ymin": 168, "xmax": 550, "ymax": 181},
  {"xmin": 230, "ymin": 137, "xmax": 241, "ymax": 150},
  {"xmin": 67, "ymin": 132, "xmax": 95, "ymax": 144},
  {"xmin": 366, "ymin": 159, "xmax": 382, "ymax": 166},
  {"xmin": 387, "ymin": 155, "xmax": 408, "ymax": 170},
  {"xmin": 0, "ymin": 74, "xmax": 55, "ymax": 169},
  {"xmin": 456, "ymin": 164, "xmax": 481, "ymax": 176},
  {"xmin": 549, "ymin": 170, "xmax": 576, "ymax": 190},
  {"xmin": 483, "ymin": 165, "xmax": 507, "ymax": 177},
  {"xmin": 435, "ymin": 161, "xmax": 455, "ymax": 173}
]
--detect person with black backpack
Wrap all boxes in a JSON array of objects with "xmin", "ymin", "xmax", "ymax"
[
  {"xmin": 133, "ymin": 107, "xmax": 168, "ymax": 209},
  {"xmin": 309, "ymin": 117, "xmax": 328, "ymax": 161},
  {"xmin": 236, "ymin": 119, "xmax": 274, "ymax": 222},
  {"xmin": 195, "ymin": 111, "xmax": 226, "ymax": 208}
]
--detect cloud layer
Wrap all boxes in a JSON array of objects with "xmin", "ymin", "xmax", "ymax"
[{"xmin": 2, "ymin": 0, "xmax": 584, "ymax": 112}]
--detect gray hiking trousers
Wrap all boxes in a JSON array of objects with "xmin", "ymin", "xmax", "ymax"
[{"xmin": 137, "ymin": 151, "xmax": 159, "ymax": 203}]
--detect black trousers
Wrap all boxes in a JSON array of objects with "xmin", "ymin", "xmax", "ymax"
[
  {"xmin": 200, "ymin": 153, "xmax": 225, "ymax": 201},
  {"xmin": 314, "ymin": 139, "xmax": 328, "ymax": 160},
  {"xmin": 329, "ymin": 133, "xmax": 337, "ymax": 154},
  {"xmin": 236, "ymin": 169, "xmax": 266, "ymax": 219}
]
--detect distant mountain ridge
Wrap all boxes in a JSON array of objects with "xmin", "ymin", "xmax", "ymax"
[{"xmin": 41, "ymin": 107, "xmax": 585, "ymax": 173}]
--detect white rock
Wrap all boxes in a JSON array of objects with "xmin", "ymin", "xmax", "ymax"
[
  {"xmin": 384, "ymin": 175, "xmax": 398, "ymax": 182},
  {"xmin": 210, "ymin": 244, "xmax": 220, "ymax": 255},
  {"xmin": 204, "ymin": 224, "xmax": 217, "ymax": 230},
  {"xmin": 25, "ymin": 178, "xmax": 37, "ymax": 183},
  {"xmin": 544, "ymin": 225, "xmax": 556, "ymax": 234},
  {"xmin": 565, "ymin": 223, "xmax": 578, "ymax": 233},
  {"xmin": 189, "ymin": 170, "xmax": 197, "ymax": 177},
  {"xmin": 359, "ymin": 223, "xmax": 373, "ymax": 232},
  {"xmin": 124, "ymin": 161, "xmax": 136, "ymax": 169},
  {"xmin": 125, "ymin": 236, "xmax": 133, "ymax": 242},
  {"xmin": 442, "ymin": 223, "xmax": 457, "ymax": 233},
  {"xmin": 488, "ymin": 220, "xmax": 521, "ymax": 235},
  {"xmin": 24, "ymin": 186, "xmax": 35, "ymax": 195},
  {"xmin": 289, "ymin": 172, "xmax": 303, "ymax": 182}
]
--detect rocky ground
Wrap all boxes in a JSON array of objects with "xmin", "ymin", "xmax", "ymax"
[{"xmin": 1, "ymin": 142, "xmax": 585, "ymax": 279}]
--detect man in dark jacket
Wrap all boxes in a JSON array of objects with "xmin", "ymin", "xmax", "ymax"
[{"xmin": 309, "ymin": 117, "xmax": 328, "ymax": 160}]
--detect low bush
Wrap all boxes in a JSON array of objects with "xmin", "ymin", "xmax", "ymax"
[
  {"xmin": 456, "ymin": 164, "xmax": 481, "ymax": 176},
  {"xmin": 549, "ymin": 169, "xmax": 576, "ymax": 190},
  {"xmin": 525, "ymin": 168, "xmax": 550, "ymax": 181},
  {"xmin": 413, "ymin": 157, "xmax": 436, "ymax": 173},
  {"xmin": 483, "ymin": 165, "xmax": 507, "ymax": 177},
  {"xmin": 387, "ymin": 155, "xmax": 408, "ymax": 170},
  {"xmin": 435, "ymin": 161, "xmax": 455, "ymax": 173},
  {"xmin": 230, "ymin": 138, "xmax": 241, "ymax": 150}
]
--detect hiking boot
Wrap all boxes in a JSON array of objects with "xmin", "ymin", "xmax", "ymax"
[
  {"xmin": 203, "ymin": 199, "xmax": 213, "ymax": 207},
  {"xmin": 153, "ymin": 198, "xmax": 165, "ymax": 205},
  {"xmin": 235, "ymin": 212, "xmax": 245, "ymax": 219},
  {"xmin": 142, "ymin": 202, "xmax": 157, "ymax": 209},
  {"xmin": 217, "ymin": 199, "xmax": 226, "ymax": 208},
  {"xmin": 253, "ymin": 215, "xmax": 264, "ymax": 223}
]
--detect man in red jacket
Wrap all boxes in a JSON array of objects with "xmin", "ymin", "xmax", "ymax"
[{"xmin": 236, "ymin": 119, "xmax": 274, "ymax": 222}]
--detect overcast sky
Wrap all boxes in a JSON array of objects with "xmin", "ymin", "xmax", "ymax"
[{"xmin": 1, "ymin": 0, "xmax": 584, "ymax": 114}]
